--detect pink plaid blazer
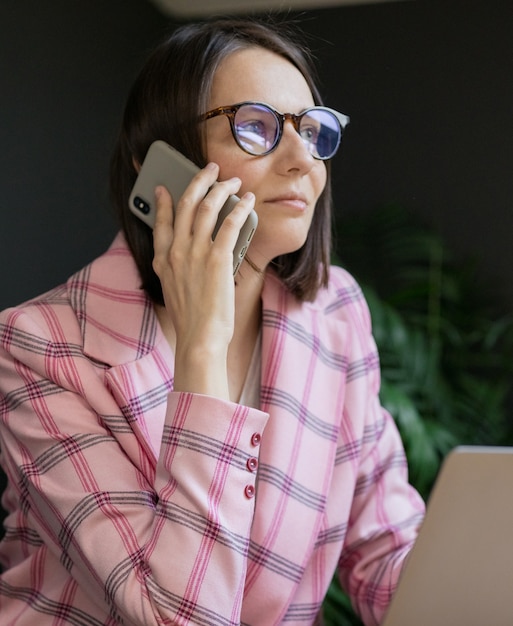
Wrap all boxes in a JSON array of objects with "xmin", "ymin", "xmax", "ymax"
[{"xmin": 0, "ymin": 233, "xmax": 424, "ymax": 625}]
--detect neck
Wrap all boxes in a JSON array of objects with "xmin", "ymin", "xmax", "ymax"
[
  {"xmin": 226, "ymin": 260, "xmax": 265, "ymax": 402},
  {"xmin": 232, "ymin": 260, "xmax": 265, "ymax": 352}
]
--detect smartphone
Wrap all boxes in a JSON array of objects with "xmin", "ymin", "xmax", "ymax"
[{"xmin": 129, "ymin": 140, "xmax": 258, "ymax": 276}]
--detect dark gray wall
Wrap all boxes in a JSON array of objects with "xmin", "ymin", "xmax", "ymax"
[
  {"xmin": 1, "ymin": 0, "xmax": 512, "ymax": 312},
  {"xmin": 319, "ymin": 0, "xmax": 513, "ymax": 308},
  {"xmin": 0, "ymin": 0, "xmax": 171, "ymax": 309}
]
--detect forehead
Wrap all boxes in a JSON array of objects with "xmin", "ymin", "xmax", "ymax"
[{"xmin": 209, "ymin": 47, "xmax": 315, "ymax": 113}]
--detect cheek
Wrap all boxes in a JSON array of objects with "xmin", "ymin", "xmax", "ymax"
[
  {"xmin": 205, "ymin": 125, "xmax": 250, "ymax": 180},
  {"xmin": 217, "ymin": 159, "xmax": 266, "ymax": 198},
  {"xmin": 314, "ymin": 164, "xmax": 328, "ymax": 199},
  {"xmin": 207, "ymin": 145, "xmax": 252, "ymax": 186}
]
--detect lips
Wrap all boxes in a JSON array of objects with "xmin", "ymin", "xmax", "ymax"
[{"xmin": 264, "ymin": 193, "xmax": 308, "ymax": 210}]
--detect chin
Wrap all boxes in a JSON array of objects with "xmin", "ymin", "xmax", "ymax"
[
  {"xmin": 280, "ymin": 234, "xmax": 310, "ymax": 256},
  {"xmin": 257, "ymin": 226, "xmax": 309, "ymax": 258}
]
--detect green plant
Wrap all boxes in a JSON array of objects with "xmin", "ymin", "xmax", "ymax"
[{"xmin": 323, "ymin": 204, "xmax": 513, "ymax": 625}]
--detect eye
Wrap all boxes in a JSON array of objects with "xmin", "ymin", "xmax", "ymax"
[
  {"xmin": 233, "ymin": 105, "xmax": 279, "ymax": 153},
  {"xmin": 237, "ymin": 119, "xmax": 268, "ymax": 139},
  {"xmin": 235, "ymin": 117, "xmax": 276, "ymax": 153},
  {"xmin": 300, "ymin": 124, "xmax": 320, "ymax": 143}
]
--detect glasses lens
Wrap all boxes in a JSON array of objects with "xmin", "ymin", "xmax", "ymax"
[
  {"xmin": 233, "ymin": 104, "xmax": 280, "ymax": 155},
  {"xmin": 300, "ymin": 109, "xmax": 341, "ymax": 159}
]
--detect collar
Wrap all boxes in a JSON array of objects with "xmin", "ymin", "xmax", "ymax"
[{"xmin": 69, "ymin": 233, "xmax": 162, "ymax": 367}]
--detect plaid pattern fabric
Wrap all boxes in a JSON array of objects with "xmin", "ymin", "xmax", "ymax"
[{"xmin": 0, "ymin": 234, "xmax": 424, "ymax": 625}]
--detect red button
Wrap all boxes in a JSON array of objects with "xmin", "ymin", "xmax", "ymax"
[
  {"xmin": 251, "ymin": 432, "xmax": 261, "ymax": 446},
  {"xmin": 246, "ymin": 457, "xmax": 258, "ymax": 472},
  {"xmin": 244, "ymin": 484, "xmax": 255, "ymax": 499}
]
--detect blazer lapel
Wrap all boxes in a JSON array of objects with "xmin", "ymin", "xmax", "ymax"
[
  {"xmin": 70, "ymin": 233, "xmax": 171, "ymax": 471},
  {"xmin": 75, "ymin": 233, "xmax": 158, "ymax": 367}
]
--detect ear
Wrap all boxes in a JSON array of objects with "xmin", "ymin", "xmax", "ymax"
[{"xmin": 132, "ymin": 156, "xmax": 141, "ymax": 173}]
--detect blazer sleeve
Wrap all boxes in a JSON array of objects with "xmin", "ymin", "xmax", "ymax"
[
  {"xmin": 0, "ymin": 306, "xmax": 268, "ymax": 625},
  {"xmin": 329, "ymin": 269, "xmax": 425, "ymax": 625}
]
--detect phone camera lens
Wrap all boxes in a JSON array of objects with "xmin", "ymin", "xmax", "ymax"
[{"xmin": 134, "ymin": 196, "xmax": 150, "ymax": 215}]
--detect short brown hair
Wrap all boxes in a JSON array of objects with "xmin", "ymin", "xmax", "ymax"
[{"xmin": 109, "ymin": 17, "xmax": 333, "ymax": 303}]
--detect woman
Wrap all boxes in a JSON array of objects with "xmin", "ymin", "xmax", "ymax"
[{"xmin": 0, "ymin": 18, "xmax": 424, "ymax": 626}]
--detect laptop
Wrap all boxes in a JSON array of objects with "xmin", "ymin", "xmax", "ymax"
[{"xmin": 382, "ymin": 446, "xmax": 513, "ymax": 626}]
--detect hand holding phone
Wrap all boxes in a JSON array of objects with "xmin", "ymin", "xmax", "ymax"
[{"xmin": 129, "ymin": 140, "xmax": 258, "ymax": 275}]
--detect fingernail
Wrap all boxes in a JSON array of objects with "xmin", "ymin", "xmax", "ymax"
[
  {"xmin": 242, "ymin": 191, "xmax": 255, "ymax": 201},
  {"xmin": 206, "ymin": 162, "xmax": 218, "ymax": 171}
]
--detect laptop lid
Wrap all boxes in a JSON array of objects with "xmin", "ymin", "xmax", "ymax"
[{"xmin": 382, "ymin": 446, "xmax": 513, "ymax": 626}]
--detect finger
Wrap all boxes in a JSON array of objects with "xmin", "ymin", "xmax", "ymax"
[
  {"xmin": 191, "ymin": 176, "xmax": 243, "ymax": 241},
  {"xmin": 210, "ymin": 191, "xmax": 256, "ymax": 254},
  {"xmin": 152, "ymin": 185, "xmax": 174, "ymax": 257},
  {"xmin": 172, "ymin": 162, "xmax": 220, "ymax": 240}
]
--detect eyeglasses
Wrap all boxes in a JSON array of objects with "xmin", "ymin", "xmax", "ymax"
[{"xmin": 201, "ymin": 101, "xmax": 350, "ymax": 160}]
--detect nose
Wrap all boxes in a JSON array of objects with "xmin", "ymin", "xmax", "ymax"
[{"xmin": 275, "ymin": 119, "xmax": 316, "ymax": 172}]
